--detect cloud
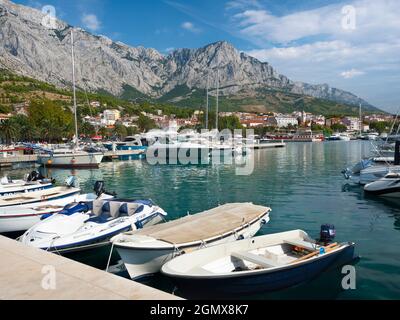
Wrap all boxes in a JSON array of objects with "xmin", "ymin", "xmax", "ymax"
[
  {"xmin": 181, "ymin": 21, "xmax": 202, "ymax": 33},
  {"xmin": 81, "ymin": 13, "xmax": 101, "ymax": 32},
  {"xmin": 232, "ymin": 0, "xmax": 400, "ymax": 45},
  {"xmin": 340, "ymin": 69, "xmax": 365, "ymax": 79},
  {"xmin": 230, "ymin": 0, "xmax": 400, "ymax": 110},
  {"xmin": 226, "ymin": 0, "xmax": 262, "ymax": 11}
]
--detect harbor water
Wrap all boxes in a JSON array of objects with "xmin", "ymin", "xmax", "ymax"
[{"xmin": 3, "ymin": 141, "xmax": 400, "ymax": 299}]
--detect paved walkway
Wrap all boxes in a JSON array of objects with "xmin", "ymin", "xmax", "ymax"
[{"xmin": 0, "ymin": 236, "xmax": 180, "ymax": 300}]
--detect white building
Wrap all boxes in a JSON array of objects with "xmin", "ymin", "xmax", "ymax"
[
  {"xmin": 341, "ymin": 117, "xmax": 361, "ymax": 132},
  {"xmin": 268, "ymin": 116, "xmax": 299, "ymax": 128},
  {"xmin": 102, "ymin": 109, "xmax": 121, "ymax": 126}
]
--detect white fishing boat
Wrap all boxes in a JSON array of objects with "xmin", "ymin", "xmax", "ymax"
[
  {"xmin": 0, "ymin": 171, "xmax": 53, "ymax": 197},
  {"xmin": 0, "ymin": 181, "xmax": 113, "ymax": 234},
  {"xmin": 161, "ymin": 229, "xmax": 355, "ymax": 295},
  {"xmin": 37, "ymin": 149, "xmax": 104, "ymax": 168},
  {"xmin": 20, "ymin": 199, "xmax": 167, "ymax": 253},
  {"xmin": 364, "ymin": 173, "xmax": 400, "ymax": 197},
  {"xmin": 112, "ymin": 203, "xmax": 271, "ymax": 279}
]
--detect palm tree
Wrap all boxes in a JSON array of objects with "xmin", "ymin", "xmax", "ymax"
[{"xmin": 0, "ymin": 119, "xmax": 17, "ymax": 144}]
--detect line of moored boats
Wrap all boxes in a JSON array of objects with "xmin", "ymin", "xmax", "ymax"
[{"xmin": 0, "ymin": 170, "xmax": 356, "ymax": 294}]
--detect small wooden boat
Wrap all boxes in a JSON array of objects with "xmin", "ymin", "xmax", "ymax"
[
  {"xmin": 161, "ymin": 230, "xmax": 356, "ymax": 294},
  {"xmin": 0, "ymin": 186, "xmax": 80, "ymax": 209},
  {"xmin": 0, "ymin": 171, "xmax": 53, "ymax": 197},
  {"xmin": 112, "ymin": 203, "xmax": 271, "ymax": 279}
]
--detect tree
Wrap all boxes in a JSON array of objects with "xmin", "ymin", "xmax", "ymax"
[
  {"xmin": 28, "ymin": 99, "xmax": 74, "ymax": 142},
  {"xmin": 331, "ymin": 123, "xmax": 347, "ymax": 133},
  {"xmin": 8, "ymin": 114, "xmax": 37, "ymax": 142},
  {"xmin": 218, "ymin": 116, "xmax": 243, "ymax": 131},
  {"xmin": 369, "ymin": 121, "xmax": 390, "ymax": 134},
  {"xmin": 0, "ymin": 119, "xmax": 17, "ymax": 144},
  {"xmin": 80, "ymin": 122, "xmax": 96, "ymax": 137},
  {"xmin": 113, "ymin": 124, "xmax": 128, "ymax": 139},
  {"xmin": 137, "ymin": 114, "xmax": 157, "ymax": 132}
]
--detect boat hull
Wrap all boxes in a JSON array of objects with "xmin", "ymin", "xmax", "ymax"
[
  {"xmin": 0, "ymin": 183, "xmax": 53, "ymax": 197},
  {"xmin": 168, "ymin": 245, "xmax": 355, "ymax": 295},
  {"xmin": 116, "ymin": 215, "xmax": 269, "ymax": 280},
  {"xmin": 0, "ymin": 192, "xmax": 108, "ymax": 233},
  {"xmin": 38, "ymin": 153, "xmax": 104, "ymax": 168}
]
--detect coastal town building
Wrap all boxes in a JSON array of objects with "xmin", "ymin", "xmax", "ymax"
[
  {"xmin": 268, "ymin": 116, "xmax": 299, "ymax": 128},
  {"xmin": 102, "ymin": 109, "xmax": 121, "ymax": 126},
  {"xmin": 341, "ymin": 117, "xmax": 361, "ymax": 132}
]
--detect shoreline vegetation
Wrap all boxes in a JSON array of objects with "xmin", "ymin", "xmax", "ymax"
[{"xmin": 0, "ymin": 69, "xmax": 391, "ymax": 144}]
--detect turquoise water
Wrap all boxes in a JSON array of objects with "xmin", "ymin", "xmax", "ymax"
[{"xmin": 3, "ymin": 141, "xmax": 400, "ymax": 299}]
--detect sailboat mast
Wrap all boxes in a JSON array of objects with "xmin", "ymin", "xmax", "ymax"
[
  {"xmin": 71, "ymin": 29, "xmax": 79, "ymax": 149},
  {"xmin": 206, "ymin": 73, "xmax": 209, "ymax": 130},
  {"xmin": 359, "ymin": 103, "xmax": 362, "ymax": 137},
  {"xmin": 216, "ymin": 69, "xmax": 219, "ymax": 130}
]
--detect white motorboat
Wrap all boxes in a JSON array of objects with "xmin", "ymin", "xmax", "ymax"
[
  {"xmin": 0, "ymin": 181, "xmax": 113, "ymax": 233},
  {"xmin": 112, "ymin": 203, "xmax": 271, "ymax": 279},
  {"xmin": 328, "ymin": 133, "xmax": 351, "ymax": 141},
  {"xmin": 343, "ymin": 160, "xmax": 400, "ymax": 185},
  {"xmin": 37, "ymin": 149, "xmax": 104, "ymax": 168},
  {"xmin": 0, "ymin": 171, "xmax": 53, "ymax": 197},
  {"xmin": 364, "ymin": 173, "xmax": 400, "ymax": 197},
  {"xmin": 20, "ymin": 199, "xmax": 167, "ymax": 253},
  {"xmin": 161, "ymin": 229, "xmax": 355, "ymax": 295}
]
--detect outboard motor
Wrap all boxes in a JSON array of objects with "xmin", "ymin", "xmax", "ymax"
[
  {"xmin": 94, "ymin": 181, "xmax": 105, "ymax": 198},
  {"xmin": 65, "ymin": 176, "xmax": 77, "ymax": 188},
  {"xmin": 27, "ymin": 171, "xmax": 39, "ymax": 182},
  {"xmin": 319, "ymin": 224, "xmax": 336, "ymax": 244}
]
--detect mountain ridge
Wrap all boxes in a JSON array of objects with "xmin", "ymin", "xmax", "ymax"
[{"xmin": 0, "ymin": 0, "xmax": 381, "ymax": 114}]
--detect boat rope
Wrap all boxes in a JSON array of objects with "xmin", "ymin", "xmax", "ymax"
[
  {"xmin": 105, "ymin": 242, "xmax": 115, "ymax": 273},
  {"xmin": 198, "ymin": 240, "xmax": 207, "ymax": 250},
  {"xmin": 173, "ymin": 245, "xmax": 182, "ymax": 258}
]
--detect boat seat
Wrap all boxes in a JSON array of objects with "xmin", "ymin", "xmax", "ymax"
[
  {"xmin": 231, "ymin": 252, "xmax": 280, "ymax": 268},
  {"xmin": 284, "ymin": 239, "xmax": 318, "ymax": 252},
  {"xmin": 92, "ymin": 200, "xmax": 105, "ymax": 217},
  {"xmin": 120, "ymin": 202, "xmax": 140, "ymax": 216},
  {"xmin": 108, "ymin": 201, "xmax": 122, "ymax": 218}
]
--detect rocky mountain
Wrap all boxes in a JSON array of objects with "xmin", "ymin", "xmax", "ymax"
[{"xmin": 0, "ymin": 0, "xmax": 378, "ymax": 113}]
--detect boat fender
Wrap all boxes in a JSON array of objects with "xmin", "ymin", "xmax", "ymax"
[{"xmin": 261, "ymin": 219, "xmax": 268, "ymax": 225}]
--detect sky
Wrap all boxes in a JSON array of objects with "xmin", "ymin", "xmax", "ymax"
[{"xmin": 13, "ymin": 0, "xmax": 400, "ymax": 113}]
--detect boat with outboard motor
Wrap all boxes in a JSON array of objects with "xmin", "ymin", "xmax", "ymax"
[
  {"xmin": 364, "ymin": 173, "xmax": 400, "ymax": 197},
  {"xmin": 0, "ymin": 183, "xmax": 80, "ymax": 209},
  {"xmin": 0, "ymin": 171, "xmax": 54, "ymax": 197},
  {"xmin": 161, "ymin": 227, "xmax": 356, "ymax": 295},
  {"xmin": 20, "ymin": 199, "xmax": 167, "ymax": 254},
  {"xmin": 112, "ymin": 203, "xmax": 271, "ymax": 279},
  {"xmin": 343, "ymin": 141, "xmax": 400, "ymax": 185},
  {"xmin": 0, "ymin": 180, "xmax": 114, "ymax": 234}
]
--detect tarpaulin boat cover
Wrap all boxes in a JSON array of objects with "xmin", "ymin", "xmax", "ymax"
[{"xmin": 131, "ymin": 203, "xmax": 270, "ymax": 245}]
